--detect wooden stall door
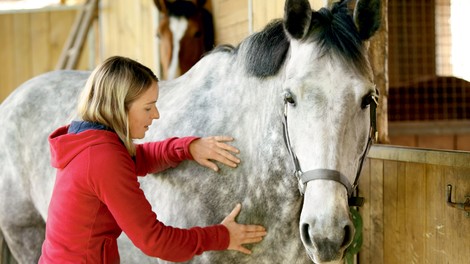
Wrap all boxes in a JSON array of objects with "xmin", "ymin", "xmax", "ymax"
[{"xmin": 359, "ymin": 145, "xmax": 470, "ymax": 264}]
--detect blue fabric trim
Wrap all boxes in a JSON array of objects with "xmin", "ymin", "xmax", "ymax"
[{"xmin": 68, "ymin": 121, "xmax": 113, "ymax": 134}]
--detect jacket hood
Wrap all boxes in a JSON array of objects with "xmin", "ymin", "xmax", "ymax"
[{"xmin": 49, "ymin": 122, "xmax": 121, "ymax": 169}]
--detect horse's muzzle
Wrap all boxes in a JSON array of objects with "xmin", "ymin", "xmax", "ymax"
[
  {"xmin": 300, "ymin": 218, "xmax": 354, "ymax": 263},
  {"xmin": 299, "ymin": 181, "xmax": 355, "ymax": 263}
]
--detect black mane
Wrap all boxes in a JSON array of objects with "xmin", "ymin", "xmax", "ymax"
[
  {"xmin": 244, "ymin": 20, "xmax": 290, "ymax": 77},
  {"xmin": 213, "ymin": 1, "xmax": 369, "ymax": 78}
]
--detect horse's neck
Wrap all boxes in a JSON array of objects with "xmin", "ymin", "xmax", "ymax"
[{"xmin": 159, "ymin": 52, "xmax": 290, "ymax": 171}]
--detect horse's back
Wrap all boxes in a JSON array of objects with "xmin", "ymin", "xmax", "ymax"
[{"xmin": 0, "ymin": 70, "xmax": 89, "ymax": 263}]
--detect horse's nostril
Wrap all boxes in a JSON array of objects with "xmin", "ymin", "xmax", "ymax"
[
  {"xmin": 342, "ymin": 223, "xmax": 354, "ymax": 248},
  {"xmin": 301, "ymin": 223, "xmax": 313, "ymax": 247}
]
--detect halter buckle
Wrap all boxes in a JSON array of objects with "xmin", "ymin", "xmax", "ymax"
[{"xmin": 295, "ymin": 170, "xmax": 306, "ymax": 195}]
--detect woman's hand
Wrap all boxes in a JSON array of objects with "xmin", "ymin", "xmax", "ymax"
[
  {"xmin": 189, "ymin": 136, "xmax": 241, "ymax": 172},
  {"xmin": 221, "ymin": 204, "xmax": 267, "ymax": 254}
]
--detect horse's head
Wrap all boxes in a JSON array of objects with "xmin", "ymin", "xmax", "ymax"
[
  {"xmin": 280, "ymin": 0, "xmax": 381, "ymax": 262},
  {"xmin": 155, "ymin": 0, "xmax": 214, "ymax": 80}
]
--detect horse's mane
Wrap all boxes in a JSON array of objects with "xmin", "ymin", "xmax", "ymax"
[{"xmin": 210, "ymin": 1, "xmax": 370, "ymax": 78}]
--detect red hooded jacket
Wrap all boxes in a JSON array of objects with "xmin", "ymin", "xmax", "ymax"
[{"xmin": 39, "ymin": 123, "xmax": 229, "ymax": 263}]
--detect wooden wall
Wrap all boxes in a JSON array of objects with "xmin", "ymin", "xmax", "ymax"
[
  {"xmin": 0, "ymin": 0, "xmax": 158, "ymax": 104},
  {"xmin": 99, "ymin": 0, "xmax": 157, "ymax": 71},
  {"xmin": 212, "ymin": 0, "xmax": 323, "ymax": 45},
  {"xmin": 0, "ymin": 0, "xmax": 344, "ymax": 103},
  {"xmin": 359, "ymin": 145, "xmax": 470, "ymax": 263},
  {"xmin": 0, "ymin": 6, "xmax": 89, "ymax": 103},
  {"xmin": 389, "ymin": 121, "xmax": 470, "ymax": 151}
]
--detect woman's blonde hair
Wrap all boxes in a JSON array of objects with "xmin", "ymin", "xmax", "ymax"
[{"xmin": 77, "ymin": 56, "xmax": 158, "ymax": 156}]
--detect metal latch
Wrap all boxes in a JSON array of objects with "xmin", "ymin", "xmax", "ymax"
[{"xmin": 446, "ymin": 184, "xmax": 470, "ymax": 217}]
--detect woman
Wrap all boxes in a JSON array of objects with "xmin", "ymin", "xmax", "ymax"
[{"xmin": 39, "ymin": 56, "xmax": 267, "ymax": 263}]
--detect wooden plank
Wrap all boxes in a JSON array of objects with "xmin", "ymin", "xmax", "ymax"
[
  {"xmin": 51, "ymin": 7, "xmax": 90, "ymax": 70},
  {"xmin": 216, "ymin": 21, "xmax": 249, "ymax": 45},
  {"xmin": 369, "ymin": 145, "xmax": 470, "ymax": 168},
  {"xmin": 12, "ymin": 13, "xmax": 32, "ymax": 89},
  {"xmin": 369, "ymin": 158, "xmax": 384, "ymax": 263},
  {"xmin": 76, "ymin": 29, "xmax": 90, "ymax": 70},
  {"xmin": 30, "ymin": 11, "xmax": 51, "ymax": 75},
  {"xmin": 424, "ymin": 164, "xmax": 446, "ymax": 263},
  {"xmin": 404, "ymin": 162, "xmax": 426, "ymax": 263},
  {"xmin": 49, "ymin": 10, "xmax": 77, "ymax": 68},
  {"xmin": 63, "ymin": 0, "xmax": 96, "ymax": 70},
  {"xmin": 138, "ymin": 0, "xmax": 158, "ymax": 71},
  {"xmin": 252, "ymin": 0, "xmax": 284, "ymax": 32},
  {"xmin": 100, "ymin": 0, "xmax": 119, "ymax": 58},
  {"xmin": 0, "ymin": 14, "xmax": 14, "ymax": 103},
  {"xmin": 383, "ymin": 160, "xmax": 398, "ymax": 263},
  {"xmin": 213, "ymin": 0, "xmax": 248, "ymax": 45},
  {"xmin": 382, "ymin": 160, "xmax": 407, "ymax": 264},
  {"xmin": 444, "ymin": 166, "xmax": 470, "ymax": 264},
  {"xmin": 118, "ymin": 0, "xmax": 138, "ymax": 59},
  {"xmin": 395, "ymin": 161, "xmax": 407, "ymax": 263},
  {"xmin": 358, "ymin": 158, "xmax": 371, "ymax": 263},
  {"xmin": 99, "ymin": 0, "xmax": 156, "ymax": 68}
]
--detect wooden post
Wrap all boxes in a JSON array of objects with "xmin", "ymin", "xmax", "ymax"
[{"xmin": 368, "ymin": 0, "xmax": 389, "ymax": 143}]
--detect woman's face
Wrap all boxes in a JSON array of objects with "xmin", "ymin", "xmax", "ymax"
[{"xmin": 128, "ymin": 82, "xmax": 160, "ymax": 139}]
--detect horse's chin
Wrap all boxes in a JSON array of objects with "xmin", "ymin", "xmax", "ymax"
[{"xmin": 305, "ymin": 247, "xmax": 344, "ymax": 264}]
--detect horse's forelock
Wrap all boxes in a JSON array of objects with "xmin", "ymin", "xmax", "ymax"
[
  {"xmin": 167, "ymin": 1, "xmax": 198, "ymax": 17},
  {"xmin": 308, "ymin": 2, "xmax": 370, "ymax": 76}
]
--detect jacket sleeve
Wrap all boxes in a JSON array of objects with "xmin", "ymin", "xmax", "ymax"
[
  {"xmin": 89, "ymin": 144, "xmax": 230, "ymax": 262},
  {"xmin": 134, "ymin": 137, "xmax": 199, "ymax": 176}
]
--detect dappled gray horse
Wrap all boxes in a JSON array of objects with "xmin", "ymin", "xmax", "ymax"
[{"xmin": 0, "ymin": 0, "xmax": 381, "ymax": 263}]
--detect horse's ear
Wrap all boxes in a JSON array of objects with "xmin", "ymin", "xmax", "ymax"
[
  {"xmin": 353, "ymin": 0, "xmax": 382, "ymax": 40},
  {"xmin": 196, "ymin": 0, "xmax": 207, "ymax": 8},
  {"xmin": 284, "ymin": 0, "xmax": 312, "ymax": 39},
  {"xmin": 154, "ymin": 0, "xmax": 168, "ymax": 14}
]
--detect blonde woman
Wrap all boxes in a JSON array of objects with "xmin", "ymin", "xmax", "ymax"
[{"xmin": 39, "ymin": 56, "xmax": 266, "ymax": 263}]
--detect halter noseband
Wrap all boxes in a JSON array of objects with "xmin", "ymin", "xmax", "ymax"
[{"xmin": 282, "ymin": 90, "xmax": 378, "ymax": 207}]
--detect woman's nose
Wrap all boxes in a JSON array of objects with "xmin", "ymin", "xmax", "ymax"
[{"xmin": 153, "ymin": 107, "xmax": 160, "ymax": 119}]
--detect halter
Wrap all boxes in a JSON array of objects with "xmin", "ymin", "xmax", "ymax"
[{"xmin": 282, "ymin": 90, "xmax": 378, "ymax": 207}]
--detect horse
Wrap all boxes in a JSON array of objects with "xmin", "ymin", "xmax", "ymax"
[
  {"xmin": 0, "ymin": 0, "xmax": 381, "ymax": 263},
  {"xmin": 155, "ymin": 0, "xmax": 214, "ymax": 80}
]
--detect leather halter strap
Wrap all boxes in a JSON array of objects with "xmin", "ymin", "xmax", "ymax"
[{"xmin": 301, "ymin": 169, "xmax": 353, "ymax": 196}]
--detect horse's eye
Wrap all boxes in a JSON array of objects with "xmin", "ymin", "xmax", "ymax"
[
  {"xmin": 361, "ymin": 94, "xmax": 374, "ymax": 109},
  {"xmin": 156, "ymin": 33, "xmax": 161, "ymax": 39},
  {"xmin": 194, "ymin": 31, "xmax": 202, "ymax": 38}
]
